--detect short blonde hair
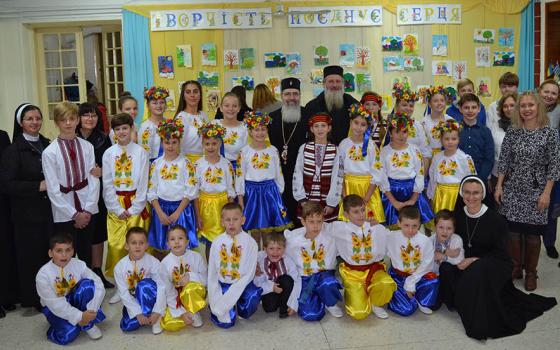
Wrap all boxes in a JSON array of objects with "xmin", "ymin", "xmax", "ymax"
[
  {"xmin": 456, "ymin": 78, "xmax": 474, "ymax": 91},
  {"xmin": 53, "ymin": 102, "xmax": 78, "ymax": 123},
  {"xmin": 511, "ymin": 91, "xmax": 549, "ymax": 129}
]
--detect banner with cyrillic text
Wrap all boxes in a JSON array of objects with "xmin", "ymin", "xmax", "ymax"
[
  {"xmin": 287, "ymin": 6, "xmax": 383, "ymax": 27},
  {"xmin": 397, "ymin": 4, "xmax": 461, "ymax": 25},
  {"xmin": 150, "ymin": 9, "xmax": 273, "ymax": 31}
]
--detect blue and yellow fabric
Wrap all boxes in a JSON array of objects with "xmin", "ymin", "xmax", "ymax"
[
  {"xmin": 149, "ymin": 198, "xmax": 198, "ymax": 251},
  {"xmin": 243, "ymin": 179, "xmax": 291, "ymax": 232},
  {"xmin": 42, "ymin": 279, "xmax": 105, "ymax": 345},
  {"xmin": 382, "ymin": 178, "xmax": 434, "ymax": 226},
  {"xmin": 298, "ymin": 270, "xmax": 342, "ymax": 322},
  {"xmin": 387, "ymin": 268, "xmax": 439, "ymax": 316},
  {"xmin": 160, "ymin": 282, "xmax": 207, "ymax": 332},
  {"xmin": 210, "ymin": 281, "xmax": 262, "ymax": 328},
  {"xmin": 339, "ymin": 262, "xmax": 397, "ymax": 320},
  {"xmin": 121, "ymin": 278, "xmax": 159, "ymax": 332}
]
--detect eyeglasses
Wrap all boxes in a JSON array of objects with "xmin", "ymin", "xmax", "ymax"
[{"xmin": 81, "ymin": 113, "xmax": 98, "ymax": 119}]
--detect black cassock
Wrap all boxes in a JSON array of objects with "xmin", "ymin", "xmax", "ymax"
[
  {"xmin": 438, "ymin": 206, "xmax": 557, "ymax": 340},
  {"xmin": 269, "ymin": 107, "xmax": 308, "ymax": 225},
  {"xmin": 304, "ymin": 92, "xmax": 358, "ymax": 146}
]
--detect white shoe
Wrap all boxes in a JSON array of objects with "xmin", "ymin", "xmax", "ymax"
[
  {"xmin": 191, "ymin": 312, "xmax": 203, "ymax": 328},
  {"xmin": 85, "ymin": 325, "xmax": 102, "ymax": 340},
  {"xmin": 109, "ymin": 293, "xmax": 121, "ymax": 304},
  {"xmin": 152, "ymin": 318, "xmax": 163, "ymax": 335},
  {"xmin": 372, "ymin": 306, "xmax": 389, "ymax": 319},
  {"xmin": 417, "ymin": 303, "xmax": 433, "ymax": 315},
  {"xmin": 326, "ymin": 305, "xmax": 344, "ymax": 318}
]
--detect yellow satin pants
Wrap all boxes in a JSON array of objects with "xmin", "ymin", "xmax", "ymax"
[
  {"xmin": 199, "ymin": 191, "xmax": 228, "ymax": 243},
  {"xmin": 338, "ymin": 174, "xmax": 385, "ymax": 224},
  {"xmin": 105, "ymin": 196, "xmax": 150, "ymax": 277},
  {"xmin": 339, "ymin": 262, "xmax": 397, "ymax": 320},
  {"xmin": 160, "ymin": 282, "xmax": 207, "ymax": 332}
]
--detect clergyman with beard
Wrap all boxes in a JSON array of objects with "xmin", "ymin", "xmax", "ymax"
[
  {"xmin": 304, "ymin": 65, "xmax": 358, "ymax": 145},
  {"xmin": 269, "ymin": 77, "xmax": 307, "ymax": 225}
]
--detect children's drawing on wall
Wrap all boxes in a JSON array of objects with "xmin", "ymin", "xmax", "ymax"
[
  {"xmin": 383, "ymin": 56, "xmax": 403, "ymax": 72},
  {"xmin": 165, "ymin": 89, "xmax": 176, "ymax": 111},
  {"xmin": 224, "ymin": 49, "xmax": 239, "ymax": 71},
  {"xmin": 232, "ymin": 76, "xmax": 255, "ymax": 90},
  {"xmin": 356, "ymin": 73, "xmax": 372, "ymax": 93},
  {"xmin": 476, "ymin": 77, "xmax": 492, "ymax": 97},
  {"xmin": 339, "ymin": 43, "xmax": 355, "ymax": 67},
  {"xmin": 286, "ymin": 52, "xmax": 302, "ymax": 74},
  {"xmin": 205, "ymin": 89, "xmax": 220, "ymax": 113},
  {"xmin": 475, "ymin": 46, "xmax": 491, "ymax": 67},
  {"xmin": 313, "ymin": 45, "xmax": 329, "ymax": 66},
  {"xmin": 343, "ymin": 72, "xmax": 355, "ymax": 92},
  {"xmin": 176, "ymin": 45, "xmax": 192, "ymax": 68},
  {"xmin": 309, "ymin": 69, "xmax": 324, "ymax": 84},
  {"xmin": 201, "ymin": 43, "xmax": 217, "ymax": 66},
  {"xmin": 403, "ymin": 57, "xmax": 424, "ymax": 72},
  {"xmin": 265, "ymin": 76, "xmax": 281, "ymax": 98},
  {"xmin": 264, "ymin": 52, "xmax": 286, "ymax": 68},
  {"xmin": 382, "ymin": 36, "xmax": 403, "ymax": 51},
  {"xmin": 498, "ymin": 28, "xmax": 514, "ymax": 48},
  {"xmin": 239, "ymin": 48, "xmax": 255, "ymax": 69},
  {"xmin": 393, "ymin": 76, "xmax": 411, "ymax": 90},
  {"xmin": 197, "ymin": 71, "xmax": 219, "ymax": 87},
  {"xmin": 493, "ymin": 51, "xmax": 515, "ymax": 66},
  {"xmin": 452, "ymin": 61, "xmax": 467, "ymax": 81},
  {"xmin": 355, "ymin": 47, "xmax": 371, "ymax": 68},
  {"xmin": 432, "ymin": 61, "xmax": 452, "ymax": 76},
  {"xmin": 402, "ymin": 34, "xmax": 419, "ymax": 56},
  {"xmin": 474, "ymin": 29, "xmax": 495, "ymax": 44},
  {"xmin": 432, "ymin": 35, "xmax": 448, "ymax": 56},
  {"xmin": 157, "ymin": 56, "xmax": 174, "ymax": 79}
]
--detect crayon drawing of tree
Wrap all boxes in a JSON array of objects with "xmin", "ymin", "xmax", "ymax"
[{"xmin": 355, "ymin": 47, "xmax": 370, "ymax": 66}]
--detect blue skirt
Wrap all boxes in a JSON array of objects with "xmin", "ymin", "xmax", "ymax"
[
  {"xmin": 149, "ymin": 198, "xmax": 198, "ymax": 251},
  {"xmin": 381, "ymin": 178, "xmax": 434, "ymax": 226},
  {"xmin": 243, "ymin": 179, "xmax": 291, "ymax": 231}
]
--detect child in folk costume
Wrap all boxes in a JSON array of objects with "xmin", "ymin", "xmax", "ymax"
[
  {"xmin": 114, "ymin": 227, "xmax": 166, "ymax": 335},
  {"xmin": 386, "ymin": 206, "xmax": 439, "ymax": 316},
  {"xmin": 380, "ymin": 113, "xmax": 434, "ymax": 226},
  {"xmin": 360, "ymin": 91, "xmax": 387, "ymax": 149},
  {"xmin": 36, "ymin": 234, "xmax": 105, "ymax": 345},
  {"xmin": 328, "ymin": 195, "xmax": 396, "ymax": 320},
  {"xmin": 102, "ymin": 113, "xmax": 150, "ymax": 284},
  {"xmin": 148, "ymin": 118, "xmax": 198, "ymax": 259},
  {"xmin": 208, "ymin": 203, "xmax": 261, "ymax": 328},
  {"xmin": 159, "ymin": 225, "xmax": 207, "ymax": 331},
  {"xmin": 285, "ymin": 201, "xmax": 343, "ymax": 321},
  {"xmin": 211, "ymin": 92, "xmax": 249, "ymax": 170},
  {"xmin": 254, "ymin": 232, "xmax": 300, "ymax": 318},
  {"xmin": 194, "ymin": 122, "xmax": 236, "ymax": 257},
  {"xmin": 175, "ymin": 80, "xmax": 208, "ymax": 163},
  {"xmin": 139, "ymin": 86, "xmax": 168, "ymax": 162},
  {"xmin": 109, "ymin": 92, "xmax": 139, "ymax": 144},
  {"xmin": 42, "ymin": 102, "xmax": 100, "ymax": 268},
  {"xmin": 419, "ymin": 85, "xmax": 456, "ymax": 158},
  {"xmin": 338, "ymin": 103, "xmax": 385, "ymax": 223},
  {"xmin": 293, "ymin": 112, "xmax": 342, "ymax": 223},
  {"xmin": 427, "ymin": 120, "xmax": 476, "ymax": 214},
  {"xmin": 236, "ymin": 111, "xmax": 291, "ymax": 247}
]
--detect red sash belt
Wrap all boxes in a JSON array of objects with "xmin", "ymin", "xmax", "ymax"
[
  {"xmin": 393, "ymin": 268, "xmax": 437, "ymax": 280},
  {"xmin": 116, "ymin": 190, "xmax": 150, "ymax": 220},
  {"xmin": 346, "ymin": 261, "xmax": 385, "ymax": 289},
  {"xmin": 60, "ymin": 179, "xmax": 88, "ymax": 212}
]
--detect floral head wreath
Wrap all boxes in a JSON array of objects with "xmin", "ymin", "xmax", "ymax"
[
  {"xmin": 157, "ymin": 118, "xmax": 184, "ymax": 140},
  {"xmin": 418, "ymin": 85, "xmax": 457, "ymax": 104},
  {"xmin": 244, "ymin": 111, "xmax": 272, "ymax": 130},
  {"xmin": 392, "ymin": 82, "xmax": 418, "ymax": 102},
  {"xmin": 348, "ymin": 103, "xmax": 373, "ymax": 124},
  {"xmin": 198, "ymin": 122, "xmax": 226, "ymax": 139},
  {"xmin": 144, "ymin": 86, "xmax": 169, "ymax": 101},
  {"xmin": 387, "ymin": 112, "xmax": 413, "ymax": 132},
  {"xmin": 434, "ymin": 119, "xmax": 462, "ymax": 138}
]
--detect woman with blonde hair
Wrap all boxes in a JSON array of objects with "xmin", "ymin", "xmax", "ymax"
[
  {"xmin": 495, "ymin": 91, "xmax": 560, "ymax": 291},
  {"xmin": 252, "ymin": 83, "xmax": 282, "ymax": 114}
]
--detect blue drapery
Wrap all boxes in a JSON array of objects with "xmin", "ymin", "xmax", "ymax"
[
  {"xmin": 518, "ymin": 0, "xmax": 535, "ymax": 91},
  {"xmin": 123, "ymin": 10, "xmax": 153, "ymax": 125}
]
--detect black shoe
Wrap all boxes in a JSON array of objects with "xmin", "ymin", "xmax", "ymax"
[
  {"xmin": 546, "ymin": 246, "xmax": 559, "ymax": 259},
  {"xmin": 93, "ymin": 268, "xmax": 115, "ymax": 289},
  {"xmin": 2, "ymin": 304, "xmax": 16, "ymax": 312},
  {"xmin": 0, "ymin": 306, "xmax": 5, "ymax": 319},
  {"xmin": 279, "ymin": 311, "xmax": 289, "ymax": 319}
]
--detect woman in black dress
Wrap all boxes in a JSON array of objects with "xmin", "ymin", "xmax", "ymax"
[
  {"xmin": 76, "ymin": 103, "xmax": 114, "ymax": 288},
  {"xmin": 0, "ymin": 104, "xmax": 53, "ymax": 311},
  {"xmin": 438, "ymin": 175, "xmax": 557, "ymax": 340}
]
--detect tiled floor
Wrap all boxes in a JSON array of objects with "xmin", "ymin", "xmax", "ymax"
[{"xmin": 1, "ymin": 249, "xmax": 559, "ymax": 350}]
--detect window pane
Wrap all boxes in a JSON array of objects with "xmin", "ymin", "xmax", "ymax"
[
  {"xmin": 44, "ymin": 52, "xmax": 60, "ymax": 68},
  {"xmin": 60, "ymin": 33, "xmax": 76, "ymax": 49},
  {"xmin": 61, "ymin": 51, "xmax": 77, "ymax": 68},
  {"xmin": 43, "ymin": 34, "xmax": 59, "ymax": 50},
  {"xmin": 107, "ymin": 49, "xmax": 114, "ymax": 65},
  {"xmin": 117, "ymin": 83, "xmax": 124, "ymax": 96},
  {"xmin": 115, "ymin": 32, "xmax": 121, "ymax": 47},
  {"xmin": 108, "ymin": 67, "xmax": 115, "ymax": 82},
  {"xmin": 110, "ymin": 100, "xmax": 117, "ymax": 115},
  {"xmin": 47, "ymin": 87, "xmax": 63, "ymax": 103},
  {"xmin": 48, "ymin": 104, "xmax": 56, "ymax": 120},
  {"xmin": 116, "ymin": 67, "xmax": 123, "ymax": 82},
  {"xmin": 106, "ymin": 32, "xmax": 113, "ymax": 48},
  {"xmin": 116, "ymin": 49, "xmax": 122, "ymax": 65},
  {"xmin": 46, "ymin": 69, "xmax": 62, "ymax": 85},
  {"xmin": 62, "ymin": 69, "xmax": 78, "ymax": 84}
]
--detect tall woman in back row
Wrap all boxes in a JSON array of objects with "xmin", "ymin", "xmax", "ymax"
[{"xmin": 438, "ymin": 176, "xmax": 556, "ymax": 340}]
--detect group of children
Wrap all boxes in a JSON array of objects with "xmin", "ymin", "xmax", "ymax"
[{"xmin": 34, "ymin": 72, "xmax": 524, "ymax": 344}]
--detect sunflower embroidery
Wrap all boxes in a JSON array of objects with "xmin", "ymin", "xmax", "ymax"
[
  {"xmin": 54, "ymin": 268, "xmax": 77, "ymax": 297},
  {"xmin": 301, "ymin": 239, "xmax": 326, "ymax": 275},
  {"xmin": 415, "ymin": 150, "xmax": 424, "ymax": 175},
  {"xmin": 126, "ymin": 263, "xmax": 145, "ymax": 297},
  {"xmin": 204, "ymin": 167, "xmax": 224, "ymax": 184},
  {"xmin": 141, "ymin": 128, "xmax": 151, "ymax": 152},
  {"xmin": 407, "ymin": 124, "xmax": 417, "ymax": 138},
  {"xmin": 438, "ymin": 159, "xmax": 459, "ymax": 176},
  {"xmin": 348, "ymin": 145, "xmax": 365, "ymax": 161},
  {"xmin": 391, "ymin": 151, "xmax": 411, "ymax": 168},
  {"xmin": 186, "ymin": 160, "xmax": 197, "ymax": 186},
  {"xmin": 400, "ymin": 239, "xmax": 421, "ymax": 274},
  {"xmin": 218, "ymin": 239, "xmax": 242, "ymax": 279},
  {"xmin": 114, "ymin": 150, "xmax": 133, "ymax": 188},
  {"xmin": 467, "ymin": 158, "xmax": 476, "ymax": 174},
  {"xmin": 235, "ymin": 153, "xmax": 243, "ymax": 177},
  {"xmin": 250, "ymin": 152, "xmax": 271, "ymax": 169},
  {"xmin": 171, "ymin": 257, "xmax": 190, "ymax": 286},
  {"xmin": 160, "ymin": 163, "xmax": 179, "ymax": 180},
  {"xmin": 223, "ymin": 131, "xmax": 238, "ymax": 145},
  {"xmin": 350, "ymin": 230, "xmax": 374, "ymax": 263}
]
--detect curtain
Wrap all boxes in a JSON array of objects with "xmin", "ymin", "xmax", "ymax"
[
  {"xmin": 518, "ymin": 0, "xmax": 534, "ymax": 91},
  {"xmin": 123, "ymin": 9, "xmax": 154, "ymax": 125}
]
